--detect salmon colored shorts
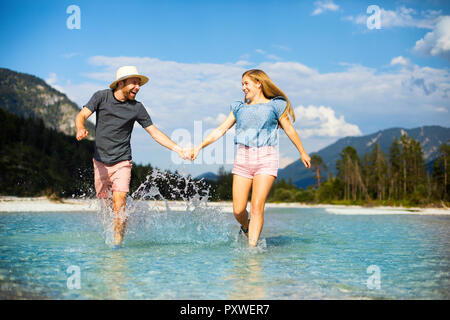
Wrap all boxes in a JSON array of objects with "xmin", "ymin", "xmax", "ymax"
[
  {"xmin": 93, "ymin": 158, "xmax": 133, "ymax": 198},
  {"xmin": 232, "ymin": 145, "xmax": 279, "ymax": 179}
]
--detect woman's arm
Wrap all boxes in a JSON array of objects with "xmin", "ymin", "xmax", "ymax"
[
  {"xmin": 278, "ymin": 115, "xmax": 311, "ymax": 168},
  {"xmin": 192, "ymin": 111, "xmax": 236, "ymax": 160}
]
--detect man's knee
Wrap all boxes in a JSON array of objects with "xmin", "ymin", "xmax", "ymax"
[{"xmin": 112, "ymin": 192, "xmax": 127, "ymax": 212}]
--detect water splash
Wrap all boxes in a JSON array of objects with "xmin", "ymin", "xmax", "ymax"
[{"xmin": 93, "ymin": 169, "xmax": 235, "ymax": 247}]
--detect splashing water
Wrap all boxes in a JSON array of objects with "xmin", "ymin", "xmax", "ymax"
[{"xmin": 94, "ymin": 169, "xmax": 236, "ymax": 247}]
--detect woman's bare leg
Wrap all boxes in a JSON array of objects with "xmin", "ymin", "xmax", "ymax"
[
  {"xmin": 248, "ymin": 175, "xmax": 275, "ymax": 247},
  {"xmin": 232, "ymin": 174, "xmax": 253, "ymax": 236}
]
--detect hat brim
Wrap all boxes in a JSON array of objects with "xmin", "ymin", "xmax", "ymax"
[{"xmin": 110, "ymin": 74, "xmax": 149, "ymax": 89}]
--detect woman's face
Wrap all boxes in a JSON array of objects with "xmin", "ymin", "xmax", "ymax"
[{"xmin": 242, "ymin": 75, "xmax": 261, "ymax": 101}]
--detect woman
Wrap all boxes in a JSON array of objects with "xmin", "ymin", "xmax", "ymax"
[{"xmin": 192, "ymin": 69, "xmax": 311, "ymax": 247}]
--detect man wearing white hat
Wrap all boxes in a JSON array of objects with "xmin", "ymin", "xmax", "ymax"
[{"xmin": 75, "ymin": 66, "xmax": 189, "ymax": 246}]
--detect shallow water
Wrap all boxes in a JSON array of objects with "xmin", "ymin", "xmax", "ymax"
[{"xmin": 0, "ymin": 207, "xmax": 449, "ymax": 299}]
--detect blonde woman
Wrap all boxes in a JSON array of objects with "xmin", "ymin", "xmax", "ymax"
[{"xmin": 191, "ymin": 69, "xmax": 311, "ymax": 247}]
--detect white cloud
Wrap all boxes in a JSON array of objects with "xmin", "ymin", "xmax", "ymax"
[
  {"xmin": 55, "ymin": 56, "xmax": 450, "ymax": 132},
  {"xmin": 51, "ymin": 55, "xmax": 450, "ymax": 173},
  {"xmin": 62, "ymin": 52, "xmax": 80, "ymax": 59},
  {"xmin": 293, "ymin": 105, "xmax": 362, "ymax": 138},
  {"xmin": 345, "ymin": 6, "xmax": 442, "ymax": 29},
  {"xmin": 46, "ymin": 72, "xmax": 58, "ymax": 86},
  {"xmin": 390, "ymin": 56, "xmax": 411, "ymax": 66},
  {"xmin": 378, "ymin": 7, "xmax": 440, "ymax": 29},
  {"xmin": 414, "ymin": 16, "xmax": 450, "ymax": 61},
  {"xmin": 344, "ymin": 7, "xmax": 448, "ymax": 61},
  {"xmin": 204, "ymin": 113, "xmax": 228, "ymax": 126},
  {"xmin": 312, "ymin": 0, "xmax": 339, "ymax": 16},
  {"xmin": 81, "ymin": 55, "xmax": 246, "ymax": 127},
  {"xmin": 272, "ymin": 44, "xmax": 291, "ymax": 52},
  {"xmin": 255, "ymin": 49, "xmax": 282, "ymax": 61},
  {"xmin": 45, "ymin": 72, "xmax": 68, "ymax": 94},
  {"xmin": 259, "ymin": 60, "xmax": 449, "ymax": 119}
]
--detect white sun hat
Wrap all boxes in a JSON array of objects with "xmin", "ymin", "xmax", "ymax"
[{"xmin": 109, "ymin": 66, "xmax": 149, "ymax": 89}]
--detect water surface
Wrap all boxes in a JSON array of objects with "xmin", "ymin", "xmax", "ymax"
[{"xmin": 0, "ymin": 207, "xmax": 449, "ymax": 299}]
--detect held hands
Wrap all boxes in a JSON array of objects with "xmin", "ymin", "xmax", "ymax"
[
  {"xmin": 176, "ymin": 147, "xmax": 192, "ymax": 160},
  {"xmin": 175, "ymin": 146, "xmax": 201, "ymax": 161},
  {"xmin": 191, "ymin": 146, "xmax": 201, "ymax": 161},
  {"xmin": 177, "ymin": 146, "xmax": 310, "ymax": 166}
]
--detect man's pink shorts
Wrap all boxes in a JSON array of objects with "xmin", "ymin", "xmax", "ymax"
[
  {"xmin": 232, "ymin": 145, "xmax": 279, "ymax": 179},
  {"xmin": 93, "ymin": 158, "xmax": 133, "ymax": 198}
]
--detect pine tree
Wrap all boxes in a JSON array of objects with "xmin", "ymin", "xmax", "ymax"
[
  {"xmin": 389, "ymin": 137, "xmax": 402, "ymax": 200},
  {"xmin": 433, "ymin": 144, "xmax": 450, "ymax": 201},
  {"xmin": 336, "ymin": 146, "xmax": 369, "ymax": 201},
  {"xmin": 311, "ymin": 154, "xmax": 327, "ymax": 188},
  {"xmin": 367, "ymin": 143, "xmax": 387, "ymax": 200}
]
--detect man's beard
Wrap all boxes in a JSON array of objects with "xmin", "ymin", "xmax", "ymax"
[{"xmin": 124, "ymin": 87, "xmax": 136, "ymax": 100}]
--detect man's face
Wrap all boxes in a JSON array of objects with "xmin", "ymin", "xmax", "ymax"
[{"xmin": 121, "ymin": 77, "xmax": 141, "ymax": 100}]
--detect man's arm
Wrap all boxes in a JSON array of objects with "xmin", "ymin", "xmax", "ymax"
[
  {"xmin": 144, "ymin": 124, "xmax": 188, "ymax": 159},
  {"xmin": 75, "ymin": 107, "xmax": 93, "ymax": 141}
]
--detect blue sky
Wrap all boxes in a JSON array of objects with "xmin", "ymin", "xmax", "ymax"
[{"xmin": 1, "ymin": 0, "xmax": 449, "ymax": 177}]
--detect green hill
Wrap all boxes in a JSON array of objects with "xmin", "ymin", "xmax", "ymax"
[
  {"xmin": 0, "ymin": 67, "xmax": 94, "ymax": 138},
  {"xmin": 0, "ymin": 107, "xmax": 95, "ymax": 197},
  {"xmin": 0, "ymin": 108, "xmax": 206, "ymax": 200}
]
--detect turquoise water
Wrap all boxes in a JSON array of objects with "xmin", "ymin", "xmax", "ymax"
[{"xmin": 0, "ymin": 206, "xmax": 449, "ymax": 299}]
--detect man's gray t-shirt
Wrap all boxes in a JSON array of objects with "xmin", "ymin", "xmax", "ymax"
[{"xmin": 85, "ymin": 89, "xmax": 153, "ymax": 164}]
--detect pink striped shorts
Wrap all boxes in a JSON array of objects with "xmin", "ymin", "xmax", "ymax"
[
  {"xmin": 232, "ymin": 145, "xmax": 279, "ymax": 179},
  {"xmin": 93, "ymin": 158, "xmax": 133, "ymax": 198}
]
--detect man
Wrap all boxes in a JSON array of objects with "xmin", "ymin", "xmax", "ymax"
[{"xmin": 75, "ymin": 65, "xmax": 189, "ymax": 246}]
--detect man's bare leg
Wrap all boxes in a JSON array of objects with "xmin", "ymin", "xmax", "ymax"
[{"xmin": 112, "ymin": 191, "xmax": 128, "ymax": 246}]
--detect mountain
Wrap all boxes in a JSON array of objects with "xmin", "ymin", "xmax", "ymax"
[
  {"xmin": 0, "ymin": 67, "xmax": 94, "ymax": 138},
  {"xmin": 278, "ymin": 126, "xmax": 450, "ymax": 188},
  {"xmin": 195, "ymin": 171, "xmax": 218, "ymax": 181},
  {"xmin": 0, "ymin": 107, "xmax": 95, "ymax": 197}
]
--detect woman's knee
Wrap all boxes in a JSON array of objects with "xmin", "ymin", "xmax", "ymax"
[
  {"xmin": 233, "ymin": 205, "xmax": 247, "ymax": 217},
  {"xmin": 250, "ymin": 203, "xmax": 264, "ymax": 217}
]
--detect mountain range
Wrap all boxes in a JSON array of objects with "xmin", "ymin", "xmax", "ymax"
[
  {"xmin": 197, "ymin": 126, "xmax": 449, "ymax": 187},
  {"xmin": 278, "ymin": 126, "xmax": 450, "ymax": 188},
  {"xmin": 0, "ymin": 68, "xmax": 94, "ymax": 138},
  {"xmin": 1, "ymin": 67, "xmax": 448, "ymax": 190}
]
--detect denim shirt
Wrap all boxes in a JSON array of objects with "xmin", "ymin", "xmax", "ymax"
[{"xmin": 230, "ymin": 96, "xmax": 287, "ymax": 147}]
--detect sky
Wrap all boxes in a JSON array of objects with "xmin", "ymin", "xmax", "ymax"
[{"xmin": 1, "ymin": 0, "xmax": 449, "ymax": 177}]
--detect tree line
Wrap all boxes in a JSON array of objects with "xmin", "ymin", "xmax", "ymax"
[
  {"xmin": 262, "ymin": 135, "xmax": 449, "ymax": 206},
  {"xmin": 0, "ymin": 108, "xmax": 204, "ymax": 200},
  {"xmin": 1, "ymin": 108, "xmax": 448, "ymax": 207}
]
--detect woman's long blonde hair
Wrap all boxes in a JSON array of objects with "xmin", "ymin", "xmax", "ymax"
[{"xmin": 242, "ymin": 69, "xmax": 295, "ymax": 122}]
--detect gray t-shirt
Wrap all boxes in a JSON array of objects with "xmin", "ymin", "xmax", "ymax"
[{"xmin": 85, "ymin": 89, "xmax": 153, "ymax": 164}]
